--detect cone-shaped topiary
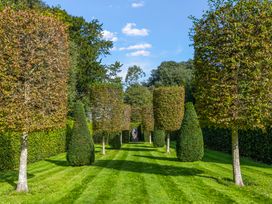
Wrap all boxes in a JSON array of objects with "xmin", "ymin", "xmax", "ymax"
[
  {"xmin": 67, "ymin": 101, "xmax": 95, "ymax": 166},
  {"xmin": 109, "ymin": 132, "xmax": 122, "ymax": 149},
  {"xmin": 176, "ymin": 102, "xmax": 204, "ymax": 162},
  {"xmin": 153, "ymin": 128, "xmax": 165, "ymax": 147}
]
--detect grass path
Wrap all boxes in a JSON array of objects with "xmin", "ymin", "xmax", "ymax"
[{"xmin": 0, "ymin": 143, "xmax": 271, "ymax": 204}]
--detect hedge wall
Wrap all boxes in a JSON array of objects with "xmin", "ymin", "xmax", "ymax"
[
  {"xmin": 0, "ymin": 128, "xmax": 66, "ymax": 170},
  {"xmin": 203, "ymin": 127, "xmax": 272, "ymax": 164}
]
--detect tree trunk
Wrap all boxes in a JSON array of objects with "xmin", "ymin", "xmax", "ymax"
[
  {"xmin": 17, "ymin": 132, "xmax": 28, "ymax": 192},
  {"xmin": 102, "ymin": 135, "xmax": 106, "ymax": 155},
  {"xmin": 166, "ymin": 133, "xmax": 170, "ymax": 153},
  {"xmin": 231, "ymin": 128, "xmax": 244, "ymax": 187},
  {"xmin": 120, "ymin": 132, "xmax": 123, "ymax": 146},
  {"xmin": 149, "ymin": 133, "xmax": 152, "ymax": 144}
]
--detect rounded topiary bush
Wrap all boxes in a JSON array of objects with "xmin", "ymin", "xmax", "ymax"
[
  {"xmin": 153, "ymin": 128, "xmax": 165, "ymax": 147},
  {"xmin": 67, "ymin": 101, "xmax": 95, "ymax": 166},
  {"xmin": 109, "ymin": 132, "xmax": 122, "ymax": 149},
  {"xmin": 176, "ymin": 102, "xmax": 204, "ymax": 162}
]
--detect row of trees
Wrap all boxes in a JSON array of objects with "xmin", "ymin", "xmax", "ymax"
[{"xmin": 0, "ymin": 0, "xmax": 122, "ymax": 192}]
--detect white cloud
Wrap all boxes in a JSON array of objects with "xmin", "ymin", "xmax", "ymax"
[
  {"xmin": 119, "ymin": 43, "xmax": 152, "ymax": 51},
  {"xmin": 132, "ymin": 2, "xmax": 144, "ymax": 8},
  {"xmin": 127, "ymin": 50, "xmax": 150, "ymax": 57},
  {"xmin": 102, "ymin": 30, "xmax": 118, "ymax": 42},
  {"xmin": 122, "ymin": 23, "xmax": 149, "ymax": 36}
]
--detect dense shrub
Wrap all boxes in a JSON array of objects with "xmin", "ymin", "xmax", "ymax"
[
  {"xmin": 0, "ymin": 129, "xmax": 66, "ymax": 170},
  {"xmin": 109, "ymin": 132, "xmax": 122, "ymax": 149},
  {"xmin": 67, "ymin": 101, "xmax": 95, "ymax": 166},
  {"xmin": 176, "ymin": 103, "xmax": 204, "ymax": 162},
  {"xmin": 153, "ymin": 128, "xmax": 165, "ymax": 147},
  {"xmin": 203, "ymin": 127, "xmax": 272, "ymax": 164}
]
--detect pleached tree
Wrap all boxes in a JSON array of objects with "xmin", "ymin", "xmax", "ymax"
[
  {"xmin": 153, "ymin": 86, "xmax": 185, "ymax": 153},
  {"xmin": 0, "ymin": 8, "xmax": 69, "ymax": 192},
  {"xmin": 142, "ymin": 105, "xmax": 154, "ymax": 144},
  {"xmin": 122, "ymin": 104, "xmax": 131, "ymax": 144},
  {"xmin": 193, "ymin": 0, "xmax": 272, "ymax": 186},
  {"xmin": 90, "ymin": 83, "xmax": 123, "ymax": 154}
]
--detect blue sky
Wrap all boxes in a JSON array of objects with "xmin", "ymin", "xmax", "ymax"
[{"xmin": 44, "ymin": 0, "xmax": 208, "ymax": 80}]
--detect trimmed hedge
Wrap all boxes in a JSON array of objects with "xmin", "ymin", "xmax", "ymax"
[
  {"xmin": 122, "ymin": 130, "xmax": 130, "ymax": 143},
  {"xmin": 153, "ymin": 128, "xmax": 165, "ymax": 147},
  {"xmin": 0, "ymin": 129, "xmax": 66, "ymax": 170},
  {"xmin": 109, "ymin": 132, "xmax": 122, "ymax": 149},
  {"xmin": 176, "ymin": 103, "xmax": 204, "ymax": 162},
  {"xmin": 153, "ymin": 86, "xmax": 185, "ymax": 132},
  {"xmin": 203, "ymin": 127, "xmax": 272, "ymax": 164},
  {"xmin": 67, "ymin": 101, "xmax": 95, "ymax": 166},
  {"xmin": 144, "ymin": 130, "xmax": 151, "ymax": 142}
]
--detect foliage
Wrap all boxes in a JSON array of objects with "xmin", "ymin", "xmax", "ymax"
[
  {"xmin": 141, "ymin": 105, "xmax": 154, "ymax": 132},
  {"xmin": 91, "ymin": 83, "xmax": 123, "ymax": 134},
  {"xmin": 203, "ymin": 127, "xmax": 272, "ymax": 164},
  {"xmin": 122, "ymin": 104, "xmax": 131, "ymax": 131},
  {"xmin": 153, "ymin": 86, "xmax": 185, "ymax": 132},
  {"xmin": 153, "ymin": 128, "xmax": 165, "ymax": 147},
  {"xmin": 0, "ymin": 128, "xmax": 66, "ymax": 170},
  {"xmin": 0, "ymin": 0, "xmax": 46, "ymax": 9},
  {"xmin": 125, "ymin": 65, "xmax": 145, "ymax": 86},
  {"xmin": 103, "ymin": 61, "xmax": 123, "ymax": 84},
  {"xmin": 176, "ymin": 103, "xmax": 204, "ymax": 162},
  {"xmin": 0, "ymin": 8, "xmax": 69, "ymax": 133},
  {"xmin": 125, "ymin": 84, "xmax": 153, "ymax": 122},
  {"xmin": 67, "ymin": 101, "xmax": 95, "ymax": 166},
  {"xmin": 193, "ymin": 0, "xmax": 272, "ymax": 130},
  {"xmin": 147, "ymin": 60, "xmax": 193, "ymax": 87},
  {"xmin": 108, "ymin": 132, "xmax": 121, "ymax": 149}
]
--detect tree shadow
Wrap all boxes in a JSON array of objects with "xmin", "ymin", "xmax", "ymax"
[
  {"xmin": 121, "ymin": 148, "xmax": 156, "ymax": 152},
  {"xmin": 133, "ymin": 145, "xmax": 155, "ymax": 149},
  {"xmin": 133, "ymin": 155, "xmax": 178, "ymax": 162},
  {"xmin": 0, "ymin": 171, "xmax": 34, "ymax": 189},
  {"xmin": 45, "ymin": 159, "xmax": 69, "ymax": 167},
  {"xmin": 94, "ymin": 160, "xmax": 204, "ymax": 176}
]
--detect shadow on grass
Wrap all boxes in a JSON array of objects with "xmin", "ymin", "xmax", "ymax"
[
  {"xmin": 94, "ymin": 160, "xmax": 203, "ymax": 176},
  {"xmin": 45, "ymin": 159, "xmax": 69, "ymax": 167},
  {"xmin": 0, "ymin": 171, "xmax": 34, "ymax": 189},
  {"xmin": 121, "ymin": 148, "xmax": 156, "ymax": 152},
  {"xmin": 133, "ymin": 155, "xmax": 178, "ymax": 162}
]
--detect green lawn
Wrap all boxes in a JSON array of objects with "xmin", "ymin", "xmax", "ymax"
[{"xmin": 0, "ymin": 143, "xmax": 272, "ymax": 204}]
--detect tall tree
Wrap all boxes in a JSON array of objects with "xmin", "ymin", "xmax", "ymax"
[
  {"xmin": 49, "ymin": 7, "xmax": 113, "ymax": 107},
  {"xmin": 0, "ymin": 8, "xmax": 69, "ymax": 192},
  {"xmin": 193, "ymin": 0, "xmax": 272, "ymax": 186},
  {"xmin": 125, "ymin": 85, "xmax": 153, "ymax": 122},
  {"xmin": 125, "ymin": 65, "xmax": 145, "ymax": 86}
]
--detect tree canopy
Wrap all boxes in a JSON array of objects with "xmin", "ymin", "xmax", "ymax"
[{"xmin": 193, "ymin": 0, "xmax": 272, "ymax": 130}]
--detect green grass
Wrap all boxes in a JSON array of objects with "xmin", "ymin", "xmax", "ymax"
[{"xmin": 0, "ymin": 143, "xmax": 272, "ymax": 204}]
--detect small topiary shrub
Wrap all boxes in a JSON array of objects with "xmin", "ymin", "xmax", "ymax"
[
  {"xmin": 153, "ymin": 128, "xmax": 165, "ymax": 147},
  {"xmin": 67, "ymin": 101, "xmax": 95, "ymax": 166},
  {"xmin": 176, "ymin": 102, "xmax": 204, "ymax": 162},
  {"xmin": 109, "ymin": 132, "xmax": 122, "ymax": 149}
]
